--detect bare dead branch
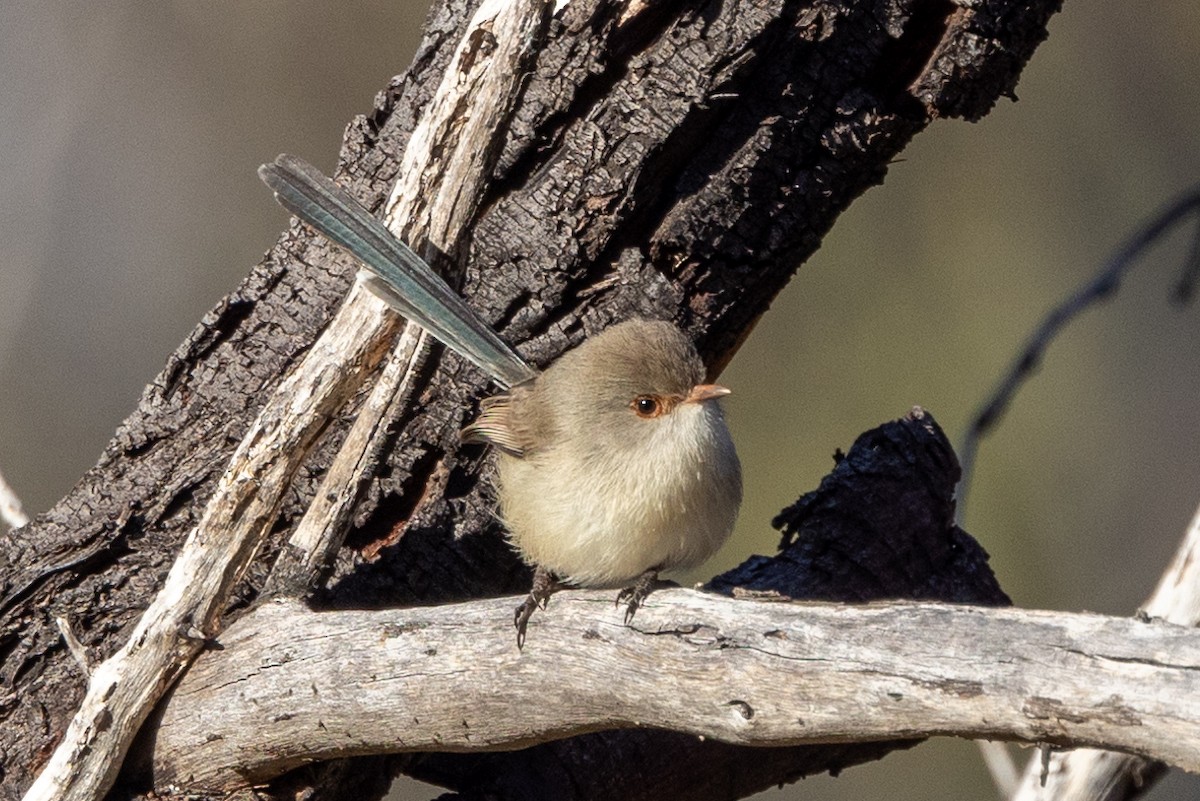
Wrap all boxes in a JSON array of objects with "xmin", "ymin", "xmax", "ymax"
[{"xmin": 145, "ymin": 594, "xmax": 1200, "ymax": 793}]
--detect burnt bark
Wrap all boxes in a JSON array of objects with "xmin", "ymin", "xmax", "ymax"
[{"xmin": 0, "ymin": 0, "xmax": 1059, "ymax": 799}]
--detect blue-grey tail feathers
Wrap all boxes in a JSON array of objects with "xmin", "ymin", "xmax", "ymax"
[{"xmin": 258, "ymin": 154, "xmax": 538, "ymax": 389}]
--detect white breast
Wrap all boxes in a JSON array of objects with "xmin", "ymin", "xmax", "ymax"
[{"xmin": 497, "ymin": 400, "xmax": 742, "ymax": 588}]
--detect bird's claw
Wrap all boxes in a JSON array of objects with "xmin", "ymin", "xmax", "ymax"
[
  {"xmin": 513, "ymin": 566, "xmax": 562, "ymax": 649},
  {"xmin": 615, "ymin": 569, "xmax": 660, "ymax": 626},
  {"xmin": 514, "ymin": 596, "xmax": 539, "ymax": 650}
]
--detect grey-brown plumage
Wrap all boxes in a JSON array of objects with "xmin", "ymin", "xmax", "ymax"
[{"xmin": 463, "ymin": 320, "xmax": 741, "ymax": 592}]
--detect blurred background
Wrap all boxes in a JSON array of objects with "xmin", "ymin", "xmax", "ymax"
[{"xmin": 2, "ymin": 2, "xmax": 1198, "ymax": 799}]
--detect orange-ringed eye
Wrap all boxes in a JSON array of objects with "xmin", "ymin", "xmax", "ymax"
[{"xmin": 633, "ymin": 395, "xmax": 661, "ymax": 418}]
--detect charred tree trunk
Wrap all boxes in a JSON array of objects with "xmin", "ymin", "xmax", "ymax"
[{"xmin": 0, "ymin": 0, "xmax": 1059, "ymax": 799}]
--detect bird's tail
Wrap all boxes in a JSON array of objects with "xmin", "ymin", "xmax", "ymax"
[{"xmin": 259, "ymin": 154, "xmax": 537, "ymax": 389}]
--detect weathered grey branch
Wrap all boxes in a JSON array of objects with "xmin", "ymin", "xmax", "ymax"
[{"xmin": 146, "ymin": 594, "xmax": 1200, "ymax": 793}]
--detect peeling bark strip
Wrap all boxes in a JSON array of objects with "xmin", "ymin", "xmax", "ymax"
[
  {"xmin": 148, "ymin": 597, "xmax": 1200, "ymax": 791},
  {"xmin": 261, "ymin": 322, "xmax": 428, "ymax": 597},
  {"xmin": 265, "ymin": 0, "xmax": 549, "ymax": 599},
  {"xmin": 0, "ymin": 1, "xmax": 1060, "ymax": 799},
  {"xmin": 387, "ymin": 0, "xmax": 550, "ymax": 252}
]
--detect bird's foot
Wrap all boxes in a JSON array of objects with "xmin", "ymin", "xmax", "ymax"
[
  {"xmin": 514, "ymin": 566, "xmax": 562, "ymax": 649},
  {"xmin": 615, "ymin": 568, "xmax": 661, "ymax": 625}
]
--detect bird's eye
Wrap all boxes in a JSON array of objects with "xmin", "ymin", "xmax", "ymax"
[{"xmin": 632, "ymin": 395, "xmax": 662, "ymax": 418}]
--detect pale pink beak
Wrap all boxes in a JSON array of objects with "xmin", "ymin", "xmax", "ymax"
[{"xmin": 685, "ymin": 383, "xmax": 732, "ymax": 403}]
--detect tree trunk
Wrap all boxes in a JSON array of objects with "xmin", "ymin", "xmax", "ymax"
[{"xmin": 0, "ymin": 0, "xmax": 1060, "ymax": 799}]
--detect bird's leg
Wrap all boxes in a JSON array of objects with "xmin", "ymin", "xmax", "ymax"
[
  {"xmin": 514, "ymin": 565, "xmax": 562, "ymax": 648},
  {"xmin": 615, "ymin": 567, "xmax": 662, "ymax": 625}
]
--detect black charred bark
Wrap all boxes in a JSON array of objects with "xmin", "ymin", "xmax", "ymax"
[{"xmin": 0, "ymin": 0, "xmax": 1058, "ymax": 799}]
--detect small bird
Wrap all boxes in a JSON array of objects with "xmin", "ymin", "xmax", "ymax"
[{"xmin": 259, "ymin": 155, "xmax": 742, "ymax": 645}]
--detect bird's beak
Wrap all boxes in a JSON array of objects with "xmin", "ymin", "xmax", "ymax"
[{"xmin": 685, "ymin": 383, "xmax": 732, "ymax": 403}]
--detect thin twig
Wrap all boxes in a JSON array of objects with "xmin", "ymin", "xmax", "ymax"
[
  {"xmin": 957, "ymin": 190, "xmax": 1200, "ymax": 519},
  {"xmin": 0, "ymin": 465, "xmax": 30, "ymax": 530},
  {"xmin": 1171, "ymin": 214, "xmax": 1200, "ymax": 303}
]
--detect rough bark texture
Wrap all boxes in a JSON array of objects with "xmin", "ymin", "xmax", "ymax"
[
  {"xmin": 0, "ymin": 0, "xmax": 1060, "ymax": 799},
  {"xmin": 145, "ymin": 595, "xmax": 1200, "ymax": 792},
  {"xmin": 147, "ymin": 595, "xmax": 963, "ymax": 791}
]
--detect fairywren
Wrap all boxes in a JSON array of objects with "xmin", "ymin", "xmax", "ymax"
[{"xmin": 260, "ymin": 155, "xmax": 742, "ymax": 645}]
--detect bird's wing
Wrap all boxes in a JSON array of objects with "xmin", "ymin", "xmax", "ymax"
[
  {"xmin": 460, "ymin": 394, "xmax": 527, "ymax": 457},
  {"xmin": 258, "ymin": 154, "xmax": 538, "ymax": 390}
]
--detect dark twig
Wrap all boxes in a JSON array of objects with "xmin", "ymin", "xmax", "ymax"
[
  {"xmin": 1172, "ymin": 213, "xmax": 1200, "ymax": 303},
  {"xmin": 957, "ymin": 190, "xmax": 1200, "ymax": 519}
]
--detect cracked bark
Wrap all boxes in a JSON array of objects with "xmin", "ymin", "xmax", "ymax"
[
  {"xmin": 0, "ymin": 0, "xmax": 1059, "ymax": 799},
  {"xmin": 142, "ymin": 597, "xmax": 1200, "ymax": 792}
]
